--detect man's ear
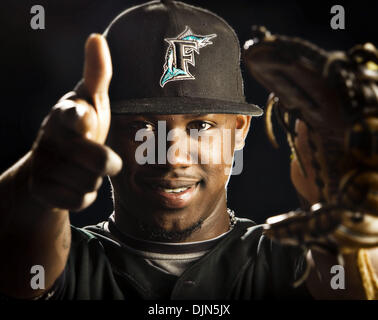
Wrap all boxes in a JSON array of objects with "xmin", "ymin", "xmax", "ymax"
[{"xmin": 235, "ymin": 115, "xmax": 252, "ymax": 150}]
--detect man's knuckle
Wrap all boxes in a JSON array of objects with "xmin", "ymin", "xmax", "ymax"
[
  {"xmin": 90, "ymin": 176, "xmax": 103, "ymax": 191},
  {"xmin": 68, "ymin": 193, "xmax": 87, "ymax": 210},
  {"xmin": 82, "ymin": 176, "xmax": 102, "ymax": 192},
  {"xmin": 71, "ymin": 191, "xmax": 96, "ymax": 211},
  {"xmin": 94, "ymin": 148, "xmax": 110, "ymax": 172}
]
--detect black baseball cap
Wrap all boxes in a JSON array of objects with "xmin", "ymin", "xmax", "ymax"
[{"xmin": 103, "ymin": 0, "xmax": 263, "ymax": 116}]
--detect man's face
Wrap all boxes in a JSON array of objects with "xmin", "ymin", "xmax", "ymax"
[{"xmin": 107, "ymin": 113, "xmax": 250, "ymax": 241}]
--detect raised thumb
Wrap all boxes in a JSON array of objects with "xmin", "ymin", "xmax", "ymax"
[{"xmin": 82, "ymin": 33, "xmax": 112, "ymax": 143}]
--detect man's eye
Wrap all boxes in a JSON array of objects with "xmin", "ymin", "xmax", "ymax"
[
  {"xmin": 187, "ymin": 121, "xmax": 214, "ymax": 131},
  {"xmin": 130, "ymin": 122, "xmax": 155, "ymax": 132}
]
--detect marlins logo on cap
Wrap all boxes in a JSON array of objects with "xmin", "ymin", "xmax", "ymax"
[{"xmin": 160, "ymin": 26, "xmax": 217, "ymax": 87}]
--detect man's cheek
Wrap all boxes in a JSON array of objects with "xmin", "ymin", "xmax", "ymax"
[{"xmin": 203, "ymin": 165, "xmax": 229, "ymax": 186}]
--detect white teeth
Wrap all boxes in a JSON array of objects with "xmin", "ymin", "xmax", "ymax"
[{"xmin": 162, "ymin": 187, "xmax": 190, "ymax": 193}]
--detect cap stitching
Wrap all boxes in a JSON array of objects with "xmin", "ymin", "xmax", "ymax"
[
  {"xmin": 103, "ymin": 0, "xmax": 161, "ymax": 37},
  {"xmin": 169, "ymin": 1, "xmax": 184, "ymax": 97}
]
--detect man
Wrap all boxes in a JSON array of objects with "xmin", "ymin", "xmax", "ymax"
[{"xmin": 0, "ymin": 0, "xmax": 376, "ymax": 300}]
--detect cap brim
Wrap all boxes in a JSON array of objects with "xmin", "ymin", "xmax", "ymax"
[{"xmin": 110, "ymin": 97, "xmax": 263, "ymax": 116}]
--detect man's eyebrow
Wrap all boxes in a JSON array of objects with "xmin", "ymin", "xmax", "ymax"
[
  {"xmin": 182, "ymin": 113, "xmax": 209, "ymax": 118},
  {"xmin": 143, "ymin": 113, "xmax": 210, "ymax": 120}
]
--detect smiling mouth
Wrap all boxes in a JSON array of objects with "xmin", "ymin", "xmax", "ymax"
[
  {"xmin": 153, "ymin": 186, "xmax": 192, "ymax": 193},
  {"xmin": 149, "ymin": 181, "xmax": 200, "ymax": 193},
  {"xmin": 139, "ymin": 179, "xmax": 201, "ymax": 208}
]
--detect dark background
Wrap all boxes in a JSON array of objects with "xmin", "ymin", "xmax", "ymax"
[{"xmin": 0, "ymin": 0, "xmax": 376, "ymax": 227}]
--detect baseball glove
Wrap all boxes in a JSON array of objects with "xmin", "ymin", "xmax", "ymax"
[{"xmin": 243, "ymin": 26, "xmax": 378, "ymax": 254}]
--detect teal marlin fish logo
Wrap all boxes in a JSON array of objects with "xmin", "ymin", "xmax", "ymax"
[{"xmin": 160, "ymin": 26, "xmax": 217, "ymax": 87}]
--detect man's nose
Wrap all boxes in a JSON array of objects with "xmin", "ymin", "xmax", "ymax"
[{"xmin": 159, "ymin": 127, "xmax": 194, "ymax": 167}]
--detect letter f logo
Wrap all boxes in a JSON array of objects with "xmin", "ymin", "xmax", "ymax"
[{"xmin": 160, "ymin": 26, "xmax": 216, "ymax": 87}]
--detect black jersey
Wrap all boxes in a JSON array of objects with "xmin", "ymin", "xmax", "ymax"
[{"xmin": 45, "ymin": 217, "xmax": 312, "ymax": 300}]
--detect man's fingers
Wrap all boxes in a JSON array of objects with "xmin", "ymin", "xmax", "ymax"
[
  {"xmin": 40, "ymin": 162, "xmax": 104, "ymax": 194},
  {"xmin": 33, "ymin": 180, "xmax": 98, "ymax": 212},
  {"xmin": 52, "ymin": 99, "xmax": 97, "ymax": 140},
  {"xmin": 37, "ymin": 134, "xmax": 122, "ymax": 177},
  {"xmin": 28, "ymin": 35, "xmax": 114, "ymax": 212}
]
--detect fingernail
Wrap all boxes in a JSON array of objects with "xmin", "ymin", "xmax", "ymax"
[{"xmin": 75, "ymin": 103, "xmax": 87, "ymax": 118}]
